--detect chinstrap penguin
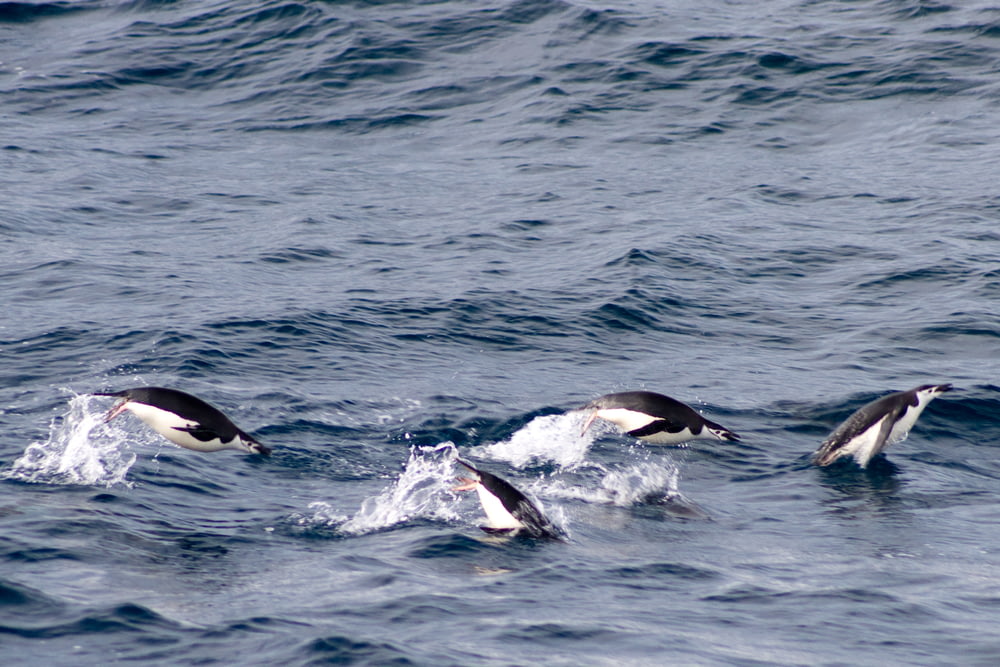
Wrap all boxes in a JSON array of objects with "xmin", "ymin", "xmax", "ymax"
[
  {"xmin": 812, "ymin": 383, "xmax": 952, "ymax": 468},
  {"xmin": 579, "ymin": 390, "xmax": 740, "ymax": 445},
  {"xmin": 97, "ymin": 387, "xmax": 271, "ymax": 456},
  {"xmin": 452, "ymin": 459, "xmax": 559, "ymax": 539}
]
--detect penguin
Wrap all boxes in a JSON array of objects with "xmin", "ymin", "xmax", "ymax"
[
  {"xmin": 579, "ymin": 390, "xmax": 740, "ymax": 445},
  {"xmin": 97, "ymin": 387, "xmax": 271, "ymax": 456},
  {"xmin": 813, "ymin": 383, "xmax": 953, "ymax": 468},
  {"xmin": 452, "ymin": 459, "xmax": 559, "ymax": 539}
]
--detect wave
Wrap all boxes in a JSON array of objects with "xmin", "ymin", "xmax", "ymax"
[{"xmin": 0, "ymin": 1, "xmax": 87, "ymax": 24}]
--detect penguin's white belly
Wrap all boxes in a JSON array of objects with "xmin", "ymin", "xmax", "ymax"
[
  {"xmin": 840, "ymin": 416, "xmax": 891, "ymax": 467},
  {"xmin": 597, "ymin": 408, "xmax": 699, "ymax": 444},
  {"xmin": 474, "ymin": 485, "xmax": 523, "ymax": 530},
  {"xmin": 596, "ymin": 408, "xmax": 659, "ymax": 433},
  {"xmin": 634, "ymin": 427, "xmax": 698, "ymax": 445},
  {"xmin": 125, "ymin": 403, "xmax": 232, "ymax": 452}
]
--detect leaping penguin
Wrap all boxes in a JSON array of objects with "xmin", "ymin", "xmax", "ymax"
[
  {"xmin": 96, "ymin": 387, "xmax": 271, "ymax": 456},
  {"xmin": 812, "ymin": 383, "xmax": 952, "ymax": 468},
  {"xmin": 579, "ymin": 390, "xmax": 740, "ymax": 445},
  {"xmin": 452, "ymin": 459, "xmax": 559, "ymax": 539}
]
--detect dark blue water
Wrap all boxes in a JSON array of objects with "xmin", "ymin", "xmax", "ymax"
[{"xmin": 3, "ymin": 0, "xmax": 1000, "ymax": 664}]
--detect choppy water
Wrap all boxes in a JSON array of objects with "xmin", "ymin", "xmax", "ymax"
[{"xmin": 3, "ymin": 0, "xmax": 1000, "ymax": 664}]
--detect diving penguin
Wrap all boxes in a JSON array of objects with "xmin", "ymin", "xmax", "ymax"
[
  {"xmin": 97, "ymin": 387, "xmax": 271, "ymax": 456},
  {"xmin": 452, "ymin": 459, "xmax": 559, "ymax": 539},
  {"xmin": 579, "ymin": 390, "xmax": 740, "ymax": 445}
]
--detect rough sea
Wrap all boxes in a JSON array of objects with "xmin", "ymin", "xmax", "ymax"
[{"xmin": 2, "ymin": 1, "xmax": 1000, "ymax": 664}]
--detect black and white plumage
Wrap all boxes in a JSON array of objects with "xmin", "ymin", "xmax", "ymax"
[
  {"xmin": 452, "ymin": 459, "xmax": 558, "ymax": 539},
  {"xmin": 813, "ymin": 383, "xmax": 952, "ymax": 468},
  {"xmin": 579, "ymin": 390, "xmax": 740, "ymax": 445},
  {"xmin": 97, "ymin": 387, "xmax": 271, "ymax": 456}
]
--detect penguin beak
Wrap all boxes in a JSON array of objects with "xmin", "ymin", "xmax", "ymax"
[
  {"xmin": 103, "ymin": 400, "xmax": 130, "ymax": 423},
  {"xmin": 452, "ymin": 477, "xmax": 479, "ymax": 493},
  {"xmin": 580, "ymin": 409, "xmax": 600, "ymax": 436}
]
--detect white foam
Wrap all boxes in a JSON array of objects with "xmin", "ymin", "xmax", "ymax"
[
  {"xmin": 539, "ymin": 460, "xmax": 681, "ymax": 507},
  {"xmin": 598, "ymin": 461, "xmax": 682, "ymax": 505},
  {"xmin": 472, "ymin": 412, "xmax": 596, "ymax": 470},
  {"xmin": 3, "ymin": 393, "xmax": 137, "ymax": 487},
  {"xmin": 474, "ymin": 411, "xmax": 691, "ymax": 514},
  {"xmin": 337, "ymin": 443, "xmax": 461, "ymax": 535},
  {"xmin": 293, "ymin": 501, "xmax": 349, "ymax": 527}
]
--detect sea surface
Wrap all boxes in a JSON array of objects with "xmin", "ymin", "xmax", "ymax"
[{"xmin": 2, "ymin": 0, "xmax": 1000, "ymax": 664}]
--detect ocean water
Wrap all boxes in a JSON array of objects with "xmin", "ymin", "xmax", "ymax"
[{"xmin": 2, "ymin": 0, "xmax": 1000, "ymax": 664}]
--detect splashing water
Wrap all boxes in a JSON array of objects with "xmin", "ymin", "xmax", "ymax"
[
  {"xmin": 472, "ymin": 412, "xmax": 596, "ymax": 469},
  {"xmin": 4, "ymin": 393, "xmax": 137, "ymax": 487},
  {"xmin": 295, "ymin": 501, "xmax": 350, "ymax": 528},
  {"xmin": 541, "ymin": 459, "xmax": 682, "ymax": 507},
  {"xmin": 598, "ymin": 462, "xmax": 682, "ymax": 506},
  {"xmin": 474, "ymin": 410, "xmax": 693, "ymax": 516},
  {"xmin": 337, "ymin": 443, "xmax": 462, "ymax": 535}
]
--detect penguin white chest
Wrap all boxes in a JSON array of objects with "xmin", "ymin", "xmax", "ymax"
[
  {"xmin": 887, "ymin": 403, "xmax": 927, "ymax": 444},
  {"xmin": 633, "ymin": 426, "xmax": 698, "ymax": 445}
]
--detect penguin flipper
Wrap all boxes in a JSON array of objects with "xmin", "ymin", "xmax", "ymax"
[
  {"xmin": 626, "ymin": 419, "xmax": 682, "ymax": 438},
  {"xmin": 173, "ymin": 425, "xmax": 223, "ymax": 443},
  {"xmin": 870, "ymin": 407, "xmax": 901, "ymax": 454}
]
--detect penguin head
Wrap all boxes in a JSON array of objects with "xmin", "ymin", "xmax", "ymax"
[{"xmin": 241, "ymin": 436, "xmax": 272, "ymax": 457}]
